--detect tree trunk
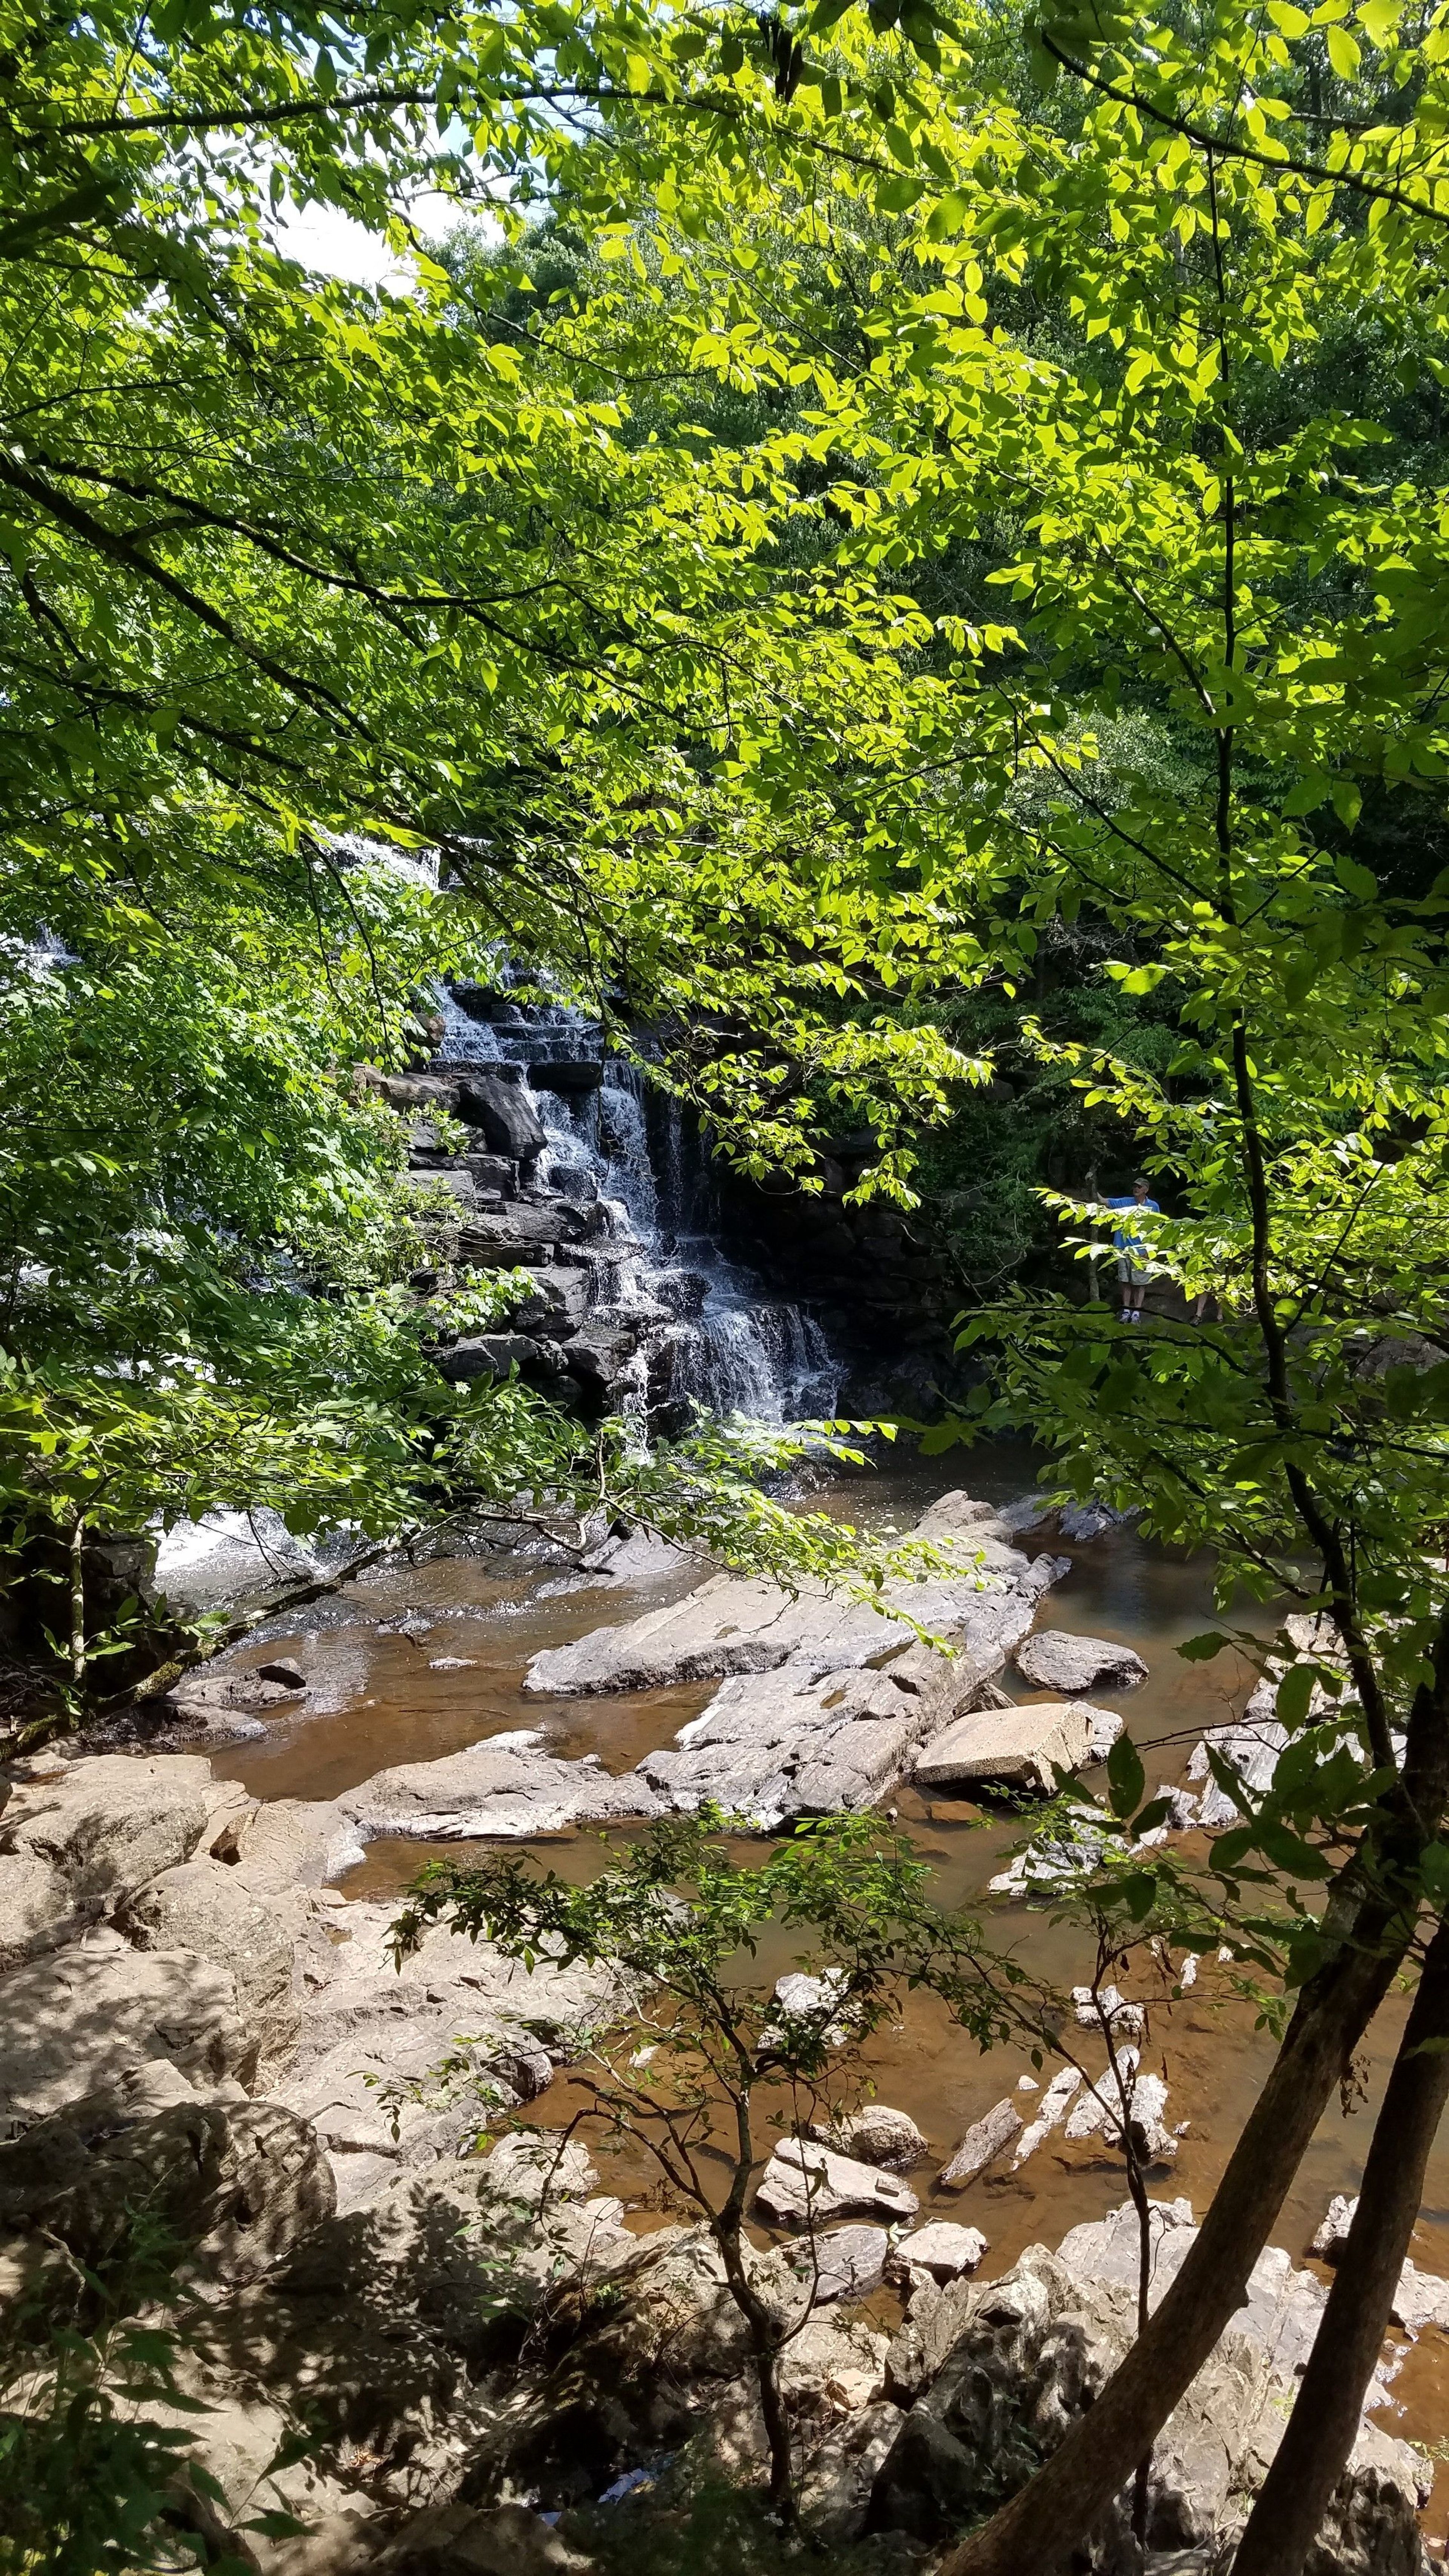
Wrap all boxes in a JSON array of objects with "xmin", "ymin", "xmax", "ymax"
[
  {"xmin": 69, "ymin": 1513, "xmax": 85, "ymax": 1687},
  {"xmin": 718, "ymin": 2221, "xmax": 797, "ymax": 2525},
  {"xmin": 938, "ymin": 1631, "xmax": 1449, "ymax": 2576},
  {"xmin": 1228, "ymin": 1913, "xmax": 1449, "ymax": 2576},
  {"xmin": 937, "ymin": 1901, "xmax": 1418, "ymax": 2576},
  {"xmin": 753, "ymin": 2324, "xmax": 797, "ymax": 2525}
]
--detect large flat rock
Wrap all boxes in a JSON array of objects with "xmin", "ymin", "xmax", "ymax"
[
  {"xmin": 0, "ymin": 1931, "xmax": 254, "ymax": 2126},
  {"xmin": 525, "ymin": 1493, "xmax": 1066, "ymax": 1698},
  {"xmin": 639, "ymin": 1641, "xmax": 983, "ymax": 1830},
  {"xmin": 276, "ymin": 1902, "xmax": 637, "ymax": 2213},
  {"xmin": 337, "ymin": 1730, "xmax": 663, "ymax": 1842},
  {"xmin": 0, "ymin": 1753, "xmax": 217, "ymax": 1909},
  {"xmin": 914, "ymin": 1698, "xmax": 1095, "ymax": 1793}
]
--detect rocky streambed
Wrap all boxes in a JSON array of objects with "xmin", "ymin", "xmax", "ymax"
[{"xmin": 3, "ymin": 1473, "xmax": 1449, "ymax": 2570}]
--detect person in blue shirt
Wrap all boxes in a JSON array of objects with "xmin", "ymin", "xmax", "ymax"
[{"xmin": 1106, "ymin": 1176, "xmax": 1160, "ymax": 1323}]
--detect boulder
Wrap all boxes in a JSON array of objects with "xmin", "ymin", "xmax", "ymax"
[
  {"xmin": 769, "ymin": 1967, "xmax": 855, "ymax": 2044},
  {"xmin": 914, "ymin": 1698, "xmax": 1095, "ymax": 1793},
  {"xmin": 0, "ymin": 2073, "xmax": 333, "ymax": 2291},
  {"xmin": 1071, "ymin": 1984, "xmax": 1147, "ymax": 2039},
  {"xmin": 510, "ymin": 1267, "xmax": 592, "ymax": 1338},
  {"xmin": 456, "ymin": 1074, "xmax": 548, "ymax": 1160},
  {"xmin": 160, "ymin": 1669, "xmax": 305, "ymax": 1747},
  {"xmin": 561, "ymin": 1323, "xmax": 640, "ymax": 1402},
  {"xmin": 888, "ymin": 2222, "xmax": 988, "ymax": 2285},
  {"xmin": 939, "ymin": 2096, "xmax": 1022, "ymax": 2187},
  {"xmin": 1014, "ymin": 1631, "xmax": 1148, "ymax": 1693},
  {"xmin": 1188, "ymin": 1689, "xmax": 1288, "ymax": 1827},
  {"xmin": 754, "ymin": 2136, "xmax": 918, "ymax": 2226},
  {"xmin": 227, "ymin": 1798, "xmax": 363, "ymax": 1894},
  {"xmin": 819, "ymin": 2104, "xmax": 927, "ymax": 2171},
  {"xmin": 0, "ymin": 1934, "xmax": 255, "ymax": 2125},
  {"xmin": 337, "ymin": 1733, "xmax": 664, "ymax": 1842},
  {"xmin": 0, "ymin": 1752, "xmax": 216, "ymax": 1911},
  {"xmin": 1312, "ymin": 2195, "xmax": 1449, "ymax": 2336},
  {"xmin": 1057, "ymin": 1501, "xmax": 1139, "ymax": 1541},
  {"xmin": 118, "ymin": 1857, "xmax": 300, "ymax": 2076}
]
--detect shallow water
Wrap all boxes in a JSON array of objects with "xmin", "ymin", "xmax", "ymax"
[{"xmin": 211, "ymin": 1447, "xmax": 1449, "ymax": 2523}]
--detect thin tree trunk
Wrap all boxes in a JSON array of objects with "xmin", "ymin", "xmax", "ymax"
[
  {"xmin": 69, "ymin": 1513, "xmax": 85, "ymax": 1687},
  {"xmin": 720, "ymin": 2231, "xmax": 796, "ymax": 2524},
  {"xmin": 1229, "ymin": 1913, "xmax": 1449, "ymax": 2576}
]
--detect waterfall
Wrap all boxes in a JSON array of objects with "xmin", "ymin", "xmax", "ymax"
[{"xmin": 433, "ymin": 984, "xmax": 840, "ymax": 1427}]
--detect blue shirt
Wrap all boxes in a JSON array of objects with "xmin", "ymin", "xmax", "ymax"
[{"xmin": 1107, "ymin": 1194, "xmax": 1159, "ymax": 1258}]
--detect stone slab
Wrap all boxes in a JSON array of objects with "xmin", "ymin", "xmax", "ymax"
[
  {"xmin": 638, "ymin": 1644, "xmax": 993, "ymax": 1831},
  {"xmin": 525, "ymin": 1494, "xmax": 1068, "ymax": 1697},
  {"xmin": 337, "ymin": 1731, "xmax": 664, "ymax": 1842},
  {"xmin": 888, "ymin": 2221, "xmax": 988, "ymax": 2284},
  {"xmin": 914, "ymin": 1698, "xmax": 1095, "ymax": 1793},
  {"xmin": 755, "ymin": 2135, "xmax": 919, "ymax": 2225}
]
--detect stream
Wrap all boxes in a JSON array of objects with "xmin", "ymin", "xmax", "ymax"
[{"xmin": 209, "ymin": 1443, "xmax": 1449, "ymax": 2529}]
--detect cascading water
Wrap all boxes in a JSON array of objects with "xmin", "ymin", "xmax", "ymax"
[{"xmin": 432, "ymin": 984, "xmax": 840, "ymax": 1427}]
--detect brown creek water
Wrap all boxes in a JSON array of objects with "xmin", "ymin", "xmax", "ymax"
[{"xmin": 211, "ymin": 1445, "xmax": 1449, "ymax": 2522}]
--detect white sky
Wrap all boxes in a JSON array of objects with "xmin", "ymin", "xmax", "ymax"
[{"xmin": 273, "ymin": 186, "xmax": 501, "ymax": 291}]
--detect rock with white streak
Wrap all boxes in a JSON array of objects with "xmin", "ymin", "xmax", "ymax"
[
  {"xmin": 1063, "ymin": 2052, "xmax": 1140, "ymax": 2140},
  {"xmin": 1014, "ymin": 1631, "xmax": 1148, "ymax": 1694},
  {"xmin": 818, "ymin": 2104, "xmax": 927, "ymax": 2170},
  {"xmin": 1012, "ymin": 2067, "xmax": 1083, "ymax": 2165},
  {"xmin": 939, "ymin": 2096, "xmax": 1022, "ymax": 2187},
  {"xmin": 1311, "ymin": 2192, "xmax": 1357, "ymax": 2258},
  {"xmin": 1189, "ymin": 1687, "xmax": 1288, "ymax": 1828},
  {"xmin": 768, "ymin": 1968, "xmax": 856, "ymax": 2046},
  {"xmin": 337, "ymin": 1731, "xmax": 664, "ymax": 1842},
  {"xmin": 755, "ymin": 2135, "xmax": 919, "ymax": 2226}
]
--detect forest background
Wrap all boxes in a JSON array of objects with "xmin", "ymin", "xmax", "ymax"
[{"xmin": 6, "ymin": 0, "xmax": 1449, "ymax": 2571}]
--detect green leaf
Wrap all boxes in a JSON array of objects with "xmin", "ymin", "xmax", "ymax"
[
  {"xmin": 1106, "ymin": 1731, "xmax": 1146, "ymax": 1818},
  {"xmin": 1177, "ymin": 1632, "xmax": 1229, "ymax": 1661},
  {"xmin": 1333, "ymin": 852, "xmax": 1377, "ymax": 901},
  {"xmin": 1275, "ymin": 1663, "xmax": 1318, "ymax": 1727}
]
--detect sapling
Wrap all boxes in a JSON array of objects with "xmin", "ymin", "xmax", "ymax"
[{"xmin": 390, "ymin": 1806, "xmax": 1004, "ymax": 2526}]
